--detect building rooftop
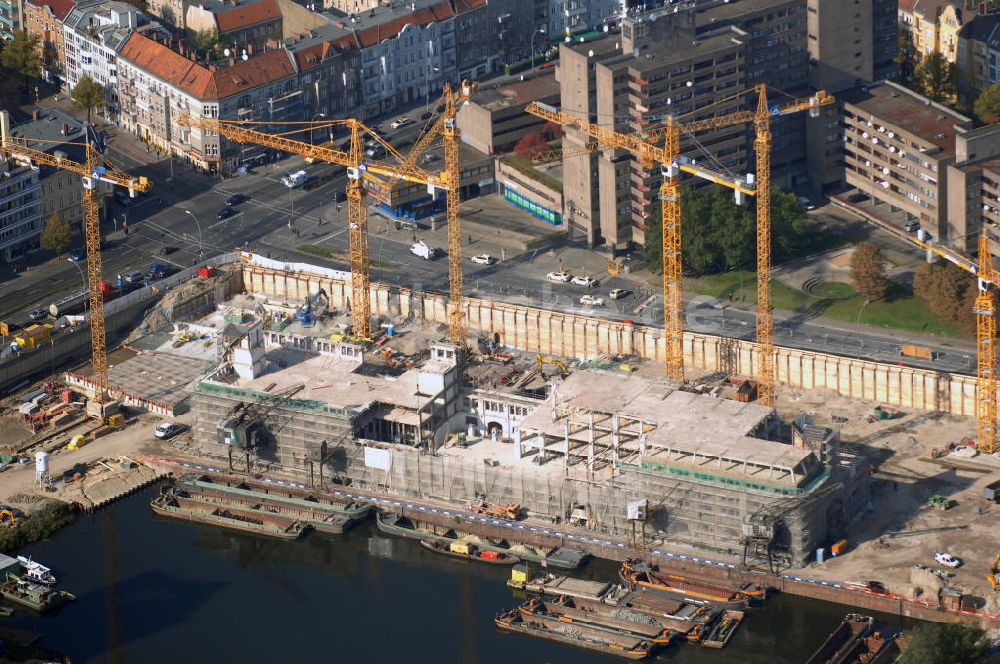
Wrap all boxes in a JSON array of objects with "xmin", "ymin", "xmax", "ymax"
[
  {"xmin": 119, "ymin": 33, "xmax": 296, "ymax": 100},
  {"xmin": 198, "ymin": 0, "xmax": 280, "ymax": 31},
  {"xmin": 628, "ymin": 29, "xmax": 742, "ymax": 73},
  {"xmin": 26, "ymin": 0, "xmax": 76, "ymax": 21},
  {"xmin": 843, "ymin": 82, "xmax": 971, "ymax": 157},
  {"xmin": 958, "ymin": 13, "xmax": 999, "ymax": 43},
  {"xmin": 473, "ymin": 72, "xmax": 560, "ymax": 112},
  {"xmin": 9, "ymin": 108, "xmax": 91, "ymax": 164}
]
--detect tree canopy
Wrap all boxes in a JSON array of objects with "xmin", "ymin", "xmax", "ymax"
[
  {"xmin": 513, "ymin": 133, "xmax": 548, "ymax": 159},
  {"xmin": 850, "ymin": 242, "xmax": 888, "ymax": 301},
  {"xmin": 913, "ymin": 261, "xmax": 977, "ymax": 333},
  {"xmin": 643, "ymin": 186, "xmax": 808, "ymax": 276},
  {"xmin": 40, "ymin": 212, "xmax": 71, "ymax": 255},
  {"xmin": 71, "ymin": 76, "xmax": 104, "ymax": 123},
  {"xmin": 897, "ymin": 622, "xmax": 990, "ymax": 664},
  {"xmin": 0, "ymin": 31, "xmax": 41, "ymax": 91},
  {"xmin": 914, "ymin": 52, "xmax": 956, "ymax": 102},
  {"xmin": 195, "ymin": 28, "xmax": 226, "ymax": 59},
  {"xmin": 974, "ymin": 84, "xmax": 1000, "ymax": 124}
]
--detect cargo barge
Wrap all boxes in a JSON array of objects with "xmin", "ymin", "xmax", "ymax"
[
  {"xmin": 419, "ymin": 539, "xmax": 519, "ymax": 564},
  {"xmin": 519, "ymin": 596, "xmax": 677, "ymax": 644},
  {"xmin": 151, "ymin": 490, "xmax": 306, "ymax": 540},
  {"xmin": 0, "ymin": 574, "xmax": 74, "ymax": 614},
  {"xmin": 495, "ymin": 608, "xmax": 657, "ymax": 660},
  {"xmin": 620, "ymin": 559, "xmax": 765, "ymax": 607},
  {"xmin": 172, "ymin": 481, "xmax": 355, "ymax": 534},
  {"xmin": 701, "ymin": 609, "xmax": 744, "ymax": 648},
  {"xmin": 179, "ymin": 473, "xmax": 371, "ymax": 521},
  {"xmin": 376, "ymin": 512, "xmax": 587, "ymax": 569},
  {"xmin": 804, "ymin": 613, "xmax": 874, "ymax": 664}
]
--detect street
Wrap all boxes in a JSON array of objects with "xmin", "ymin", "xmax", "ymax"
[{"xmin": 0, "ymin": 123, "xmax": 978, "ymax": 378}]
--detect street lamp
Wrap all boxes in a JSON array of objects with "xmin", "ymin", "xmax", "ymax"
[
  {"xmin": 531, "ymin": 28, "xmax": 547, "ymax": 69},
  {"xmin": 183, "ymin": 209, "xmax": 204, "ymax": 259},
  {"xmin": 309, "ymin": 113, "xmax": 326, "ymax": 146},
  {"xmin": 67, "ymin": 258, "xmax": 88, "ymax": 314}
]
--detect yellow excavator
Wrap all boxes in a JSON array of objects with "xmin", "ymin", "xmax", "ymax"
[
  {"xmin": 537, "ymin": 353, "xmax": 569, "ymax": 377},
  {"xmin": 607, "ymin": 258, "xmax": 621, "ymax": 277},
  {"xmin": 989, "ymin": 552, "xmax": 1000, "ymax": 592}
]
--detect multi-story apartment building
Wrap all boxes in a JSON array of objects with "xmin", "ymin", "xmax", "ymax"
[
  {"xmin": 956, "ymin": 14, "xmax": 1000, "ymax": 104},
  {"xmin": 24, "ymin": 0, "xmax": 75, "ymax": 85},
  {"xmin": 8, "ymin": 108, "xmax": 110, "ymax": 234},
  {"xmin": 546, "ymin": 0, "xmax": 618, "ymax": 39},
  {"xmin": 281, "ymin": 25, "xmax": 361, "ymax": 122},
  {"xmin": 457, "ymin": 71, "xmax": 559, "ymax": 155},
  {"xmin": 117, "ymin": 32, "xmax": 302, "ymax": 170},
  {"xmin": 899, "ymin": 0, "xmax": 981, "ymax": 64},
  {"xmin": 63, "ymin": 0, "xmax": 167, "ymax": 121},
  {"xmin": 185, "ymin": 0, "xmax": 282, "ymax": 55},
  {"xmin": 807, "ymin": 0, "xmax": 898, "ymax": 94},
  {"xmin": 0, "ymin": 0, "xmax": 25, "ymax": 40},
  {"xmin": 0, "ymin": 159, "xmax": 41, "ymax": 263},
  {"xmin": 842, "ymin": 81, "xmax": 971, "ymax": 240}
]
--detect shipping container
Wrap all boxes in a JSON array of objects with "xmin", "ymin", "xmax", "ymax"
[
  {"xmin": 449, "ymin": 542, "xmax": 470, "ymax": 555},
  {"xmin": 15, "ymin": 324, "xmax": 53, "ymax": 348},
  {"xmin": 830, "ymin": 539, "xmax": 849, "ymax": 556}
]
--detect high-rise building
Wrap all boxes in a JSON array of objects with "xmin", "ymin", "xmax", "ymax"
[{"xmin": 0, "ymin": 159, "xmax": 41, "ymax": 263}]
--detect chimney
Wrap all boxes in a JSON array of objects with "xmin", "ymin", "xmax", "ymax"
[
  {"xmin": 32, "ymin": 110, "xmax": 40, "ymax": 121},
  {"xmin": 190, "ymin": 51, "xmax": 196, "ymax": 61},
  {"xmin": 247, "ymin": 43, "xmax": 253, "ymax": 55}
]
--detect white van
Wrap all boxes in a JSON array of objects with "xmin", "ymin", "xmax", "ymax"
[{"xmin": 281, "ymin": 170, "xmax": 309, "ymax": 188}]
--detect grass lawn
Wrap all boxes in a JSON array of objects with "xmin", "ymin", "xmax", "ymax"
[{"xmin": 685, "ymin": 272, "xmax": 965, "ymax": 338}]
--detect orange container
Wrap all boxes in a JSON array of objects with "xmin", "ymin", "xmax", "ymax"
[
  {"xmin": 830, "ymin": 539, "xmax": 849, "ymax": 556},
  {"xmin": 480, "ymin": 550, "xmax": 501, "ymax": 561}
]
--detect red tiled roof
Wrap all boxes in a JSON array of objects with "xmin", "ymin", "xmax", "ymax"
[
  {"xmin": 26, "ymin": 0, "xmax": 75, "ymax": 21},
  {"xmin": 119, "ymin": 33, "xmax": 295, "ymax": 100},
  {"xmin": 355, "ymin": 0, "xmax": 453, "ymax": 48},
  {"xmin": 292, "ymin": 35, "xmax": 356, "ymax": 71},
  {"xmin": 215, "ymin": 0, "xmax": 280, "ymax": 33},
  {"xmin": 898, "ymin": 0, "xmax": 919, "ymax": 12}
]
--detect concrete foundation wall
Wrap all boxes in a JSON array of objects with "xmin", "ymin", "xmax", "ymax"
[{"xmin": 240, "ymin": 262, "xmax": 976, "ymax": 418}]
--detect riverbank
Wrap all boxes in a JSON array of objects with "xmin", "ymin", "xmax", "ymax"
[{"xmin": 0, "ymin": 499, "xmax": 77, "ymax": 554}]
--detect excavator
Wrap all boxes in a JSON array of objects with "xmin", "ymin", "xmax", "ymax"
[
  {"xmin": 989, "ymin": 552, "xmax": 1000, "ymax": 592},
  {"xmin": 472, "ymin": 502, "xmax": 521, "ymax": 520},
  {"xmin": 536, "ymin": 353, "xmax": 569, "ymax": 377},
  {"xmin": 296, "ymin": 289, "xmax": 328, "ymax": 327}
]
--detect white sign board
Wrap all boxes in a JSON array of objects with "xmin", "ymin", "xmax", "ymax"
[
  {"xmin": 364, "ymin": 446, "xmax": 392, "ymax": 471},
  {"xmin": 627, "ymin": 498, "xmax": 648, "ymax": 521}
]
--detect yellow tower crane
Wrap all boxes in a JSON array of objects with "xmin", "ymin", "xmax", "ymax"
[
  {"xmin": 0, "ymin": 112, "xmax": 151, "ymax": 390},
  {"xmin": 525, "ymin": 102, "xmax": 756, "ymax": 385},
  {"xmin": 641, "ymin": 85, "xmax": 834, "ymax": 405},
  {"xmin": 530, "ymin": 85, "xmax": 834, "ymax": 402},
  {"xmin": 906, "ymin": 229, "xmax": 997, "ymax": 454},
  {"xmin": 178, "ymin": 116, "xmax": 443, "ymax": 340}
]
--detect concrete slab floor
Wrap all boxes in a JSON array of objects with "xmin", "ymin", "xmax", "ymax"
[{"xmin": 107, "ymin": 352, "xmax": 212, "ymax": 409}]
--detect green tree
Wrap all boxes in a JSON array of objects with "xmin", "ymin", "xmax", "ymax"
[
  {"xmin": 895, "ymin": 32, "xmax": 915, "ymax": 81},
  {"xmin": 40, "ymin": 212, "xmax": 71, "ymax": 255},
  {"xmin": 0, "ymin": 31, "xmax": 41, "ymax": 92},
  {"xmin": 913, "ymin": 261, "xmax": 976, "ymax": 331},
  {"xmin": 71, "ymin": 75, "xmax": 104, "ymax": 123},
  {"xmin": 897, "ymin": 622, "xmax": 990, "ymax": 664},
  {"xmin": 195, "ymin": 28, "xmax": 225, "ymax": 59},
  {"xmin": 850, "ymin": 242, "xmax": 888, "ymax": 301},
  {"xmin": 914, "ymin": 52, "xmax": 956, "ymax": 102},
  {"xmin": 974, "ymin": 84, "xmax": 1000, "ymax": 124}
]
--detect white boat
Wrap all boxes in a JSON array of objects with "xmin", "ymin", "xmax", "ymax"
[{"xmin": 17, "ymin": 556, "xmax": 56, "ymax": 586}]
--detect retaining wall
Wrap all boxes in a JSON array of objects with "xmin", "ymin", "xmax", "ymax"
[{"xmin": 240, "ymin": 259, "xmax": 977, "ymax": 419}]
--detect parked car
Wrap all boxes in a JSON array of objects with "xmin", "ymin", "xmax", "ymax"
[
  {"xmin": 391, "ymin": 116, "xmax": 412, "ymax": 129},
  {"xmin": 934, "ymin": 552, "xmax": 961, "ymax": 568},
  {"xmin": 579, "ymin": 294, "xmax": 605, "ymax": 307},
  {"xmin": 421, "ymin": 153, "xmax": 438, "ymax": 164},
  {"xmin": 69, "ymin": 248, "xmax": 86, "ymax": 262},
  {"xmin": 546, "ymin": 270, "xmax": 571, "ymax": 283},
  {"xmin": 217, "ymin": 207, "xmax": 235, "ymax": 220},
  {"xmin": 226, "ymin": 194, "xmax": 247, "ymax": 206},
  {"xmin": 124, "ymin": 271, "xmax": 145, "ymax": 284},
  {"xmin": 148, "ymin": 263, "xmax": 170, "ymax": 279},
  {"xmin": 154, "ymin": 421, "xmax": 182, "ymax": 439},
  {"xmin": 470, "ymin": 254, "xmax": 495, "ymax": 265},
  {"xmin": 28, "ymin": 308, "xmax": 47, "ymax": 321},
  {"xmin": 365, "ymin": 144, "xmax": 387, "ymax": 159},
  {"xmin": 571, "ymin": 275, "xmax": 599, "ymax": 288},
  {"xmin": 797, "ymin": 196, "xmax": 816, "ymax": 211},
  {"xmin": 904, "ymin": 220, "xmax": 920, "ymax": 233},
  {"xmin": 609, "ymin": 288, "xmax": 631, "ymax": 300}
]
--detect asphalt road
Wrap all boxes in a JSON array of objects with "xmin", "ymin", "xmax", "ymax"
[{"xmin": 0, "ymin": 126, "xmax": 978, "ymax": 378}]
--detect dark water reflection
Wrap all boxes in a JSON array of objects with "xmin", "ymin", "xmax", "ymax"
[{"xmin": 6, "ymin": 487, "xmax": 919, "ymax": 663}]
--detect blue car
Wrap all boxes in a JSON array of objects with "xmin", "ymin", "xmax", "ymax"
[{"xmin": 69, "ymin": 248, "xmax": 85, "ymax": 261}]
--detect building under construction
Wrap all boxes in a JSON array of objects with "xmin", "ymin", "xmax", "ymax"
[{"xmin": 182, "ymin": 294, "xmax": 869, "ymax": 565}]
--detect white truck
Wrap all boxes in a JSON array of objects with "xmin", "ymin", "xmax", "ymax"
[
  {"xmin": 281, "ymin": 170, "xmax": 309, "ymax": 188},
  {"xmin": 410, "ymin": 240, "xmax": 437, "ymax": 260}
]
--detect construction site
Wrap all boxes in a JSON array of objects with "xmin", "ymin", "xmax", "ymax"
[{"xmin": 0, "ymin": 78, "xmax": 999, "ymax": 640}]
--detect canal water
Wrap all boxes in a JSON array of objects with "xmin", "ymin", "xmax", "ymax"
[{"xmin": 8, "ymin": 487, "xmax": 917, "ymax": 663}]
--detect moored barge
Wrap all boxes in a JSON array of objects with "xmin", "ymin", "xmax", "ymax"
[
  {"xmin": 519, "ymin": 596, "xmax": 677, "ymax": 644},
  {"xmin": 804, "ymin": 613, "xmax": 874, "ymax": 664},
  {"xmin": 419, "ymin": 539, "xmax": 519, "ymax": 564},
  {"xmin": 151, "ymin": 490, "xmax": 306, "ymax": 540},
  {"xmin": 620, "ymin": 559, "xmax": 764, "ymax": 607},
  {"xmin": 0, "ymin": 574, "xmax": 74, "ymax": 614},
  {"xmin": 495, "ymin": 608, "xmax": 657, "ymax": 660}
]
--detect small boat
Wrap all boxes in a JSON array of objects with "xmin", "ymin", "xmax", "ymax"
[
  {"xmin": 0, "ymin": 606, "xmax": 13, "ymax": 618},
  {"xmin": 377, "ymin": 512, "xmax": 586, "ymax": 569},
  {"xmin": 0, "ymin": 574, "xmax": 74, "ymax": 614},
  {"xmin": 804, "ymin": 613, "xmax": 874, "ymax": 664},
  {"xmin": 495, "ymin": 608, "xmax": 656, "ymax": 660},
  {"xmin": 16, "ymin": 556, "xmax": 56, "ymax": 586},
  {"xmin": 701, "ymin": 609, "xmax": 744, "ymax": 648},
  {"xmin": 151, "ymin": 489, "xmax": 306, "ymax": 540},
  {"xmin": 419, "ymin": 539, "xmax": 519, "ymax": 564}
]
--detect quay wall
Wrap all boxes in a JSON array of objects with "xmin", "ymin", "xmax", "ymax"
[{"xmin": 239, "ymin": 259, "xmax": 976, "ymax": 418}]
